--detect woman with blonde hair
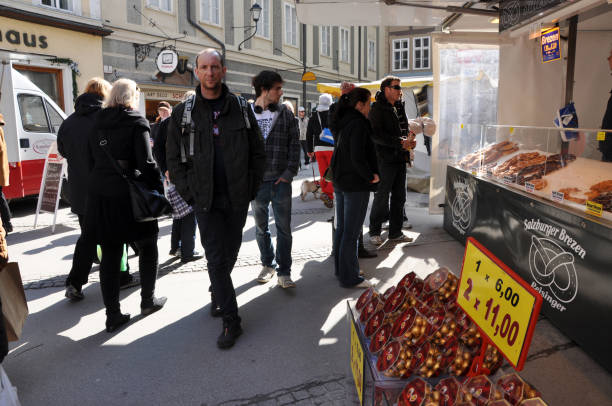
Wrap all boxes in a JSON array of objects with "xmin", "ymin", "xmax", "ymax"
[{"xmin": 85, "ymin": 78, "xmax": 166, "ymax": 332}]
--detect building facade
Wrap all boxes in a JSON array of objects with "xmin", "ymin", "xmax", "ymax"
[
  {"xmin": 100, "ymin": 0, "xmax": 386, "ymax": 118},
  {"xmin": 0, "ymin": 0, "xmax": 110, "ymax": 113},
  {"xmin": 387, "ymin": 27, "xmax": 434, "ymax": 78}
]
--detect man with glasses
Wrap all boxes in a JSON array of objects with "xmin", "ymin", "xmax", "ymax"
[{"xmin": 368, "ymin": 76, "xmax": 414, "ymax": 246}]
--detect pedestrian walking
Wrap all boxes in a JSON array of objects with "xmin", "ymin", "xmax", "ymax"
[
  {"xmin": 298, "ymin": 106, "xmax": 310, "ymax": 166},
  {"xmin": 249, "ymin": 71, "xmax": 300, "ymax": 288},
  {"xmin": 600, "ymin": 45, "xmax": 612, "ymax": 162},
  {"xmin": 85, "ymin": 78, "xmax": 166, "ymax": 332},
  {"xmin": 166, "ymin": 49, "xmax": 266, "ymax": 349},
  {"xmin": 330, "ymin": 87, "xmax": 379, "ymax": 288},
  {"xmin": 58, "ymin": 78, "xmax": 135, "ymax": 300},
  {"xmin": 368, "ymin": 76, "xmax": 414, "ymax": 246},
  {"xmin": 0, "ymin": 114, "xmax": 12, "ymax": 234},
  {"xmin": 306, "ymin": 93, "xmax": 335, "ymax": 208}
]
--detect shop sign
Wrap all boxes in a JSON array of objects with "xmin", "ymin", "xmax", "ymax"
[
  {"xmin": 0, "ymin": 29, "xmax": 48, "ymax": 49},
  {"xmin": 156, "ymin": 47, "xmax": 179, "ymax": 74},
  {"xmin": 350, "ymin": 317, "xmax": 364, "ymax": 405},
  {"xmin": 142, "ymin": 89, "xmax": 187, "ymax": 101},
  {"xmin": 541, "ymin": 27, "xmax": 561, "ymax": 63},
  {"xmin": 458, "ymin": 237, "xmax": 542, "ymax": 370},
  {"xmin": 499, "ymin": 0, "xmax": 566, "ymax": 32}
]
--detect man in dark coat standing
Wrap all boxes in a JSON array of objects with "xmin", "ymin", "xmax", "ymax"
[
  {"xmin": 166, "ymin": 49, "xmax": 266, "ymax": 349},
  {"xmin": 600, "ymin": 46, "xmax": 612, "ymax": 162}
]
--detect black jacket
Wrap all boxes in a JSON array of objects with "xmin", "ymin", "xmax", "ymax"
[
  {"xmin": 57, "ymin": 93, "xmax": 103, "ymax": 215},
  {"xmin": 166, "ymin": 84, "xmax": 266, "ymax": 212},
  {"xmin": 600, "ymin": 90, "xmax": 612, "ymax": 162},
  {"xmin": 331, "ymin": 108, "xmax": 379, "ymax": 192},
  {"xmin": 368, "ymin": 92, "xmax": 406, "ymax": 165},
  {"xmin": 152, "ymin": 117, "xmax": 171, "ymax": 173},
  {"xmin": 89, "ymin": 107, "xmax": 162, "ymax": 198},
  {"xmin": 306, "ymin": 110, "xmax": 331, "ymax": 152}
]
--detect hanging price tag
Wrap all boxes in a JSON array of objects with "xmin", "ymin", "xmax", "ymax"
[
  {"xmin": 458, "ymin": 238, "xmax": 542, "ymax": 370},
  {"xmin": 597, "ymin": 131, "xmax": 606, "ymax": 141}
]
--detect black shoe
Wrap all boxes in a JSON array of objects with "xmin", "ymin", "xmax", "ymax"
[
  {"xmin": 169, "ymin": 248, "xmax": 181, "ymax": 257},
  {"xmin": 181, "ymin": 254, "xmax": 203, "ymax": 263},
  {"xmin": 358, "ymin": 249, "xmax": 378, "ymax": 258},
  {"xmin": 141, "ymin": 296, "xmax": 167, "ymax": 316},
  {"xmin": 4, "ymin": 223, "xmax": 13, "ymax": 233},
  {"xmin": 210, "ymin": 293, "xmax": 222, "ymax": 318},
  {"xmin": 105, "ymin": 313, "xmax": 131, "ymax": 332},
  {"xmin": 65, "ymin": 284, "xmax": 84, "ymax": 301},
  {"xmin": 217, "ymin": 319, "xmax": 243, "ymax": 349},
  {"xmin": 119, "ymin": 273, "xmax": 138, "ymax": 289}
]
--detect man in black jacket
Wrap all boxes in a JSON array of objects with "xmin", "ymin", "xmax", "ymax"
[
  {"xmin": 368, "ymin": 76, "xmax": 414, "ymax": 245},
  {"xmin": 166, "ymin": 49, "xmax": 266, "ymax": 349},
  {"xmin": 600, "ymin": 46, "xmax": 612, "ymax": 162}
]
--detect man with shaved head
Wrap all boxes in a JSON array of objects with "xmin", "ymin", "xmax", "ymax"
[{"xmin": 166, "ymin": 48, "xmax": 266, "ymax": 349}]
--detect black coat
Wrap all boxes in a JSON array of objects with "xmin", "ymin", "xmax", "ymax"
[
  {"xmin": 84, "ymin": 106, "xmax": 162, "ymax": 243},
  {"xmin": 306, "ymin": 109, "xmax": 331, "ymax": 152},
  {"xmin": 57, "ymin": 93, "xmax": 103, "ymax": 215},
  {"xmin": 166, "ymin": 84, "xmax": 266, "ymax": 213},
  {"xmin": 152, "ymin": 117, "xmax": 171, "ymax": 173},
  {"xmin": 331, "ymin": 108, "xmax": 379, "ymax": 192},
  {"xmin": 600, "ymin": 90, "xmax": 612, "ymax": 162},
  {"xmin": 368, "ymin": 92, "xmax": 406, "ymax": 165}
]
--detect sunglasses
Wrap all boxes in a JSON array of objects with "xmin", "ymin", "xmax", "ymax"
[{"xmin": 388, "ymin": 85, "xmax": 402, "ymax": 90}]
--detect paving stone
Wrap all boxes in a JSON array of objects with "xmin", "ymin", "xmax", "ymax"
[
  {"xmin": 276, "ymin": 394, "xmax": 295, "ymax": 405},
  {"xmin": 307, "ymin": 385, "xmax": 327, "ymax": 397},
  {"xmin": 292, "ymin": 389, "xmax": 310, "ymax": 400}
]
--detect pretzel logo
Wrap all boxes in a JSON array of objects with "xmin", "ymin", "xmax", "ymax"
[
  {"xmin": 451, "ymin": 186, "xmax": 473, "ymax": 234},
  {"xmin": 529, "ymin": 235, "xmax": 578, "ymax": 303}
]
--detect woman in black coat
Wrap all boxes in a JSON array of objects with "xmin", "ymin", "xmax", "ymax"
[
  {"xmin": 331, "ymin": 88, "xmax": 380, "ymax": 288},
  {"xmin": 85, "ymin": 78, "xmax": 166, "ymax": 332}
]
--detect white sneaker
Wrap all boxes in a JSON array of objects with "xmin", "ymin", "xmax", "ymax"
[
  {"xmin": 370, "ymin": 235, "xmax": 384, "ymax": 246},
  {"xmin": 277, "ymin": 275, "xmax": 296, "ymax": 288},
  {"xmin": 257, "ymin": 266, "xmax": 276, "ymax": 283},
  {"xmin": 389, "ymin": 233, "xmax": 413, "ymax": 243},
  {"xmin": 403, "ymin": 221, "xmax": 413, "ymax": 229},
  {"xmin": 354, "ymin": 279, "xmax": 373, "ymax": 289}
]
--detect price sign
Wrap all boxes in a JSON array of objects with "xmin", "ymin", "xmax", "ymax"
[
  {"xmin": 458, "ymin": 238, "xmax": 542, "ymax": 370},
  {"xmin": 524, "ymin": 182, "xmax": 535, "ymax": 193},
  {"xmin": 586, "ymin": 200, "xmax": 603, "ymax": 217},
  {"xmin": 350, "ymin": 317, "xmax": 364, "ymax": 405},
  {"xmin": 597, "ymin": 131, "xmax": 606, "ymax": 141}
]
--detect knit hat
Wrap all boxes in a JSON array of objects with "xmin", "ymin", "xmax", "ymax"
[
  {"xmin": 317, "ymin": 93, "xmax": 333, "ymax": 111},
  {"xmin": 298, "ymin": 106, "xmax": 305, "ymax": 112}
]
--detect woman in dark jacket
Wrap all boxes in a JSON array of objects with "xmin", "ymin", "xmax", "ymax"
[
  {"xmin": 85, "ymin": 78, "xmax": 166, "ymax": 332},
  {"xmin": 331, "ymin": 88, "xmax": 379, "ymax": 288}
]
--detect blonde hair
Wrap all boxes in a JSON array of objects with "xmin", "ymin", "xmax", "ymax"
[
  {"xmin": 85, "ymin": 77, "xmax": 111, "ymax": 99},
  {"xmin": 105, "ymin": 78, "xmax": 139, "ymax": 109}
]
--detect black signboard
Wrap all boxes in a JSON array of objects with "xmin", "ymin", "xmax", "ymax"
[
  {"xmin": 40, "ymin": 162, "xmax": 63, "ymax": 213},
  {"xmin": 499, "ymin": 0, "xmax": 567, "ymax": 32},
  {"xmin": 444, "ymin": 165, "xmax": 612, "ymax": 372}
]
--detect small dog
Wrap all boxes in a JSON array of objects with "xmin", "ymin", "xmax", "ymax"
[{"xmin": 300, "ymin": 180, "xmax": 320, "ymax": 201}]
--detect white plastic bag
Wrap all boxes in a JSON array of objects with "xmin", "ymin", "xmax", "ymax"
[{"xmin": 0, "ymin": 366, "xmax": 21, "ymax": 406}]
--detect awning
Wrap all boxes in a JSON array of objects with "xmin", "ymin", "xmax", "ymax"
[{"xmin": 317, "ymin": 76, "xmax": 434, "ymax": 98}]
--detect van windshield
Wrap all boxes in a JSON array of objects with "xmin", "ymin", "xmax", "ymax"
[{"xmin": 17, "ymin": 94, "xmax": 52, "ymax": 133}]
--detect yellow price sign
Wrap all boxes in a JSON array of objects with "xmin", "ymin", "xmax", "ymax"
[
  {"xmin": 350, "ymin": 317, "xmax": 364, "ymax": 405},
  {"xmin": 597, "ymin": 131, "xmax": 606, "ymax": 141},
  {"xmin": 458, "ymin": 238, "xmax": 542, "ymax": 370},
  {"xmin": 586, "ymin": 200, "xmax": 603, "ymax": 217}
]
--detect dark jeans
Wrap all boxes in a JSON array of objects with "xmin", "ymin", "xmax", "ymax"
[
  {"xmin": 170, "ymin": 212, "xmax": 197, "ymax": 257},
  {"xmin": 369, "ymin": 162, "xmax": 406, "ymax": 238},
  {"xmin": 100, "ymin": 234, "xmax": 159, "ymax": 316},
  {"xmin": 252, "ymin": 181, "xmax": 293, "ymax": 276},
  {"xmin": 300, "ymin": 140, "xmax": 310, "ymax": 164},
  {"xmin": 196, "ymin": 206, "xmax": 247, "ymax": 321},
  {"xmin": 66, "ymin": 214, "xmax": 97, "ymax": 289},
  {"xmin": 0, "ymin": 186, "xmax": 12, "ymax": 229},
  {"xmin": 334, "ymin": 188, "xmax": 369, "ymax": 287}
]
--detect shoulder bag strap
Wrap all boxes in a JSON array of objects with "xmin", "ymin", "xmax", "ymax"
[{"xmin": 97, "ymin": 131, "xmax": 128, "ymax": 180}]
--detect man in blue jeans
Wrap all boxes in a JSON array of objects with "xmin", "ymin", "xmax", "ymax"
[{"xmin": 250, "ymin": 71, "xmax": 300, "ymax": 288}]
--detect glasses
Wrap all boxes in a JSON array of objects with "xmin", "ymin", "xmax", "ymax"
[{"xmin": 389, "ymin": 85, "xmax": 402, "ymax": 90}]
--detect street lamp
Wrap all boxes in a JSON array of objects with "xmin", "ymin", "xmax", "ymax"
[{"xmin": 238, "ymin": 3, "xmax": 262, "ymax": 51}]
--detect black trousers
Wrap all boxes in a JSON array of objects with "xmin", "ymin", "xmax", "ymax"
[
  {"xmin": 300, "ymin": 140, "xmax": 310, "ymax": 164},
  {"xmin": 66, "ymin": 214, "xmax": 97, "ymax": 289},
  {"xmin": 0, "ymin": 186, "xmax": 12, "ymax": 229},
  {"xmin": 170, "ymin": 211, "xmax": 197, "ymax": 257},
  {"xmin": 100, "ymin": 234, "xmax": 158, "ymax": 316},
  {"xmin": 369, "ymin": 162, "xmax": 406, "ymax": 238},
  {"xmin": 195, "ymin": 206, "xmax": 247, "ymax": 322}
]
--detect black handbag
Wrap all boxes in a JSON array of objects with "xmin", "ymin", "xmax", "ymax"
[{"xmin": 98, "ymin": 133, "xmax": 171, "ymax": 222}]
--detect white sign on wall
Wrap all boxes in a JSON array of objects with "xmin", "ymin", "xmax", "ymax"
[{"xmin": 156, "ymin": 48, "xmax": 179, "ymax": 74}]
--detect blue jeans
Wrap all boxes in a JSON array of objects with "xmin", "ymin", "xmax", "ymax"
[
  {"xmin": 252, "ymin": 180, "xmax": 293, "ymax": 276},
  {"xmin": 334, "ymin": 188, "xmax": 369, "ymax": 287}
]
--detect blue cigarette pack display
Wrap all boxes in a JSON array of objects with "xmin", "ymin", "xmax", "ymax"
[{"xmin": 554, "ymin": 102, "xmax": 579, "ymax": 142}]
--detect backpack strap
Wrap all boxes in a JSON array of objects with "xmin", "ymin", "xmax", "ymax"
[
  {"xmin": 179, "ymin": 94, "xmax": 196, "ymax": 163},
  {"xmin": 234, "ymin": 94, "xmax": 251, "ymax": 129}
]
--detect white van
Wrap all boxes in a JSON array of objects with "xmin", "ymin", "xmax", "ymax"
[{"xmin": 0, "ymin": 62, "xmax": 66, "ymax": 199}]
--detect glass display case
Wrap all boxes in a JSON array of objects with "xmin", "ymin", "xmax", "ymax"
[{"xmin": 447, "ymin": 125, "xmax": 612, "ymax": 225}]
